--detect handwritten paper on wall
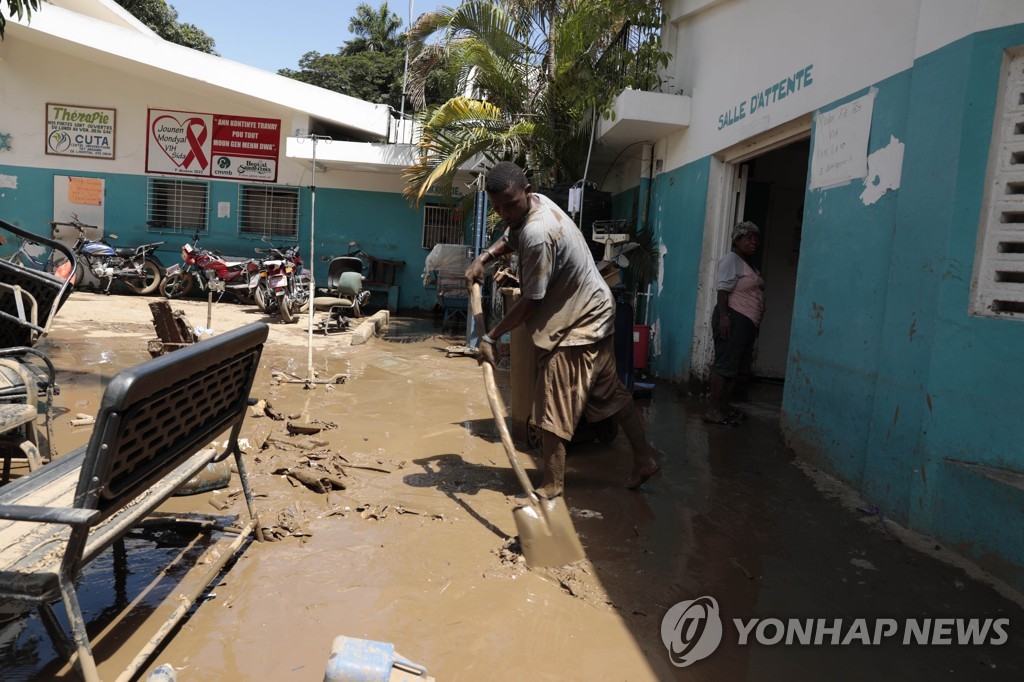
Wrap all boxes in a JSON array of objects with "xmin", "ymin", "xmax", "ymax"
[
  {"xmin": 68, "ymin": 177, "xmax": 103, "ymax": 205},
  {"xmin": 810, "ymin": 91, "xmax": 875, "ymax": 190}
]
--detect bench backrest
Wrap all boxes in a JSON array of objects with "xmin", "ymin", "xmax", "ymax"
[{"xmin": 74, "ymin": 322, "xmax": 268, "ymax": 522}]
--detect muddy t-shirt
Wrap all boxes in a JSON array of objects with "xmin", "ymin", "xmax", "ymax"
[{"xmin": 505, "ymin": 193, "xmax": 615, "ymax": 351}]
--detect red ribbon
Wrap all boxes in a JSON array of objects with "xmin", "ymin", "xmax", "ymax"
[{"xmin": 182, "ymin": 117, "xmax": 209, "ymax": 170}]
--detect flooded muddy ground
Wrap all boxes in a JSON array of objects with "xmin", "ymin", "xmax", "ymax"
[{"xmin": 1, "ymin": 292, "xmax": 1022, "ymax": 681}]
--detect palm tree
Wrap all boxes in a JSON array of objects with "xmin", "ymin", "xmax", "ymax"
[
  {"xmin": 402, "ymin": 0, "xmax": 667, "ymax": 205},
  {"xmin": 344, "ymin": 1, "xmax": 403, "ymax": 55}
]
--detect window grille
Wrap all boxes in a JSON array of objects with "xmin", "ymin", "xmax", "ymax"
[
  {"xmin": 422, "ymin": 205, "xmax": 462, "ymax": 249},
  {"xmin": 973, "ymin": 49, "xmax": 1024, "ymax": 318},
  {"xmin": 146, "ymin": 179, "xmax": 209, "ymax": 232},
  {"xmin": 238, "ymin": 185, "xmax": 299, "ymax": 239}
]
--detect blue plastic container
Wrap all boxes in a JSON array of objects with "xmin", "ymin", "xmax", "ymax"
[{"xmin": 324, "ymin": 635, "xmax": 427, "ymax": 682}]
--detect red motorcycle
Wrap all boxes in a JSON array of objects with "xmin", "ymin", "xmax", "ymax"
[
  {"xmin": 159, "ymin": 231, "xmax": 258, "ymax": 304},
  {"xmin": 253, "ymin": 240, "xmax": 308, "ymax": 323}
]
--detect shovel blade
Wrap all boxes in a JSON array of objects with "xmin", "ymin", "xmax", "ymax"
[{"xmin": 514, "ymin": 496, "xmax": 586, "ymax": 568}]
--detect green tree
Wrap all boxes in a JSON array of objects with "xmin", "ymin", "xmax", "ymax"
[
  {"xmin": 1, "ymin": 0, "xmax": 42, "ymax": 39},
  {"xmin": 280, "ymin": 49, "xmax": 406, "ymax": 108},
  {"xmin": 402, "ymin": 0, "xmax": 669, "ymax": 204},
  {"xmin": 115, "ymin": 0, "xmax": 217, "ymax": 54},
  {"xmin": 279, "ymin": 2, "xmax": 454, "ymax": 111},
  {"xmin": 344, "ymin": 1, "xmax": 403, "ymax": 55}
]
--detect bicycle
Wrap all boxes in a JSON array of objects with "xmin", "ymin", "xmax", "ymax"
[{"xmin": 0, "ymin": 233, "xmax": 63, "ymax": 273}]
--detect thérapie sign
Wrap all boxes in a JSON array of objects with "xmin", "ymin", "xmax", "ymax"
[
  {"xmin": 718, "ymin": 64, "xmax": 814, "ymax": 130},
  {"xmin": 46, "ymin": 104, "xmax": 116, "ymax": 159}
]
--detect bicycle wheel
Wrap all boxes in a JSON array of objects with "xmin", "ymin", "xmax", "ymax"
[
  {"xmin": 122, "ymin": 259, "xmax": 162, "ymax": 295},
  {"xmin": 160, "ymin": 271, "xmax": 195, "ymax": 299}
]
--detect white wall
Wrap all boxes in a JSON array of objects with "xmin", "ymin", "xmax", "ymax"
[{"xmin": 662, "ymin": 0, "xmax": 923, "ymax": 171}]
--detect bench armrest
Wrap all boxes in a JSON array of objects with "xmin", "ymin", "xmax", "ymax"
[{"xmin": 0, "ymin": 505, "xmax": 99, "ymax": 527}]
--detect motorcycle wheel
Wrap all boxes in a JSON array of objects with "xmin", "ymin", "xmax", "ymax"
[
  {"xmin": 254, "ymin": 284, "xmax": 273, "ymax": 313},
  {"xmin": 233, "ymin": 290, "xmax": 255, "ymax": 306},
  {"xmin": 160, "ymin": 271, "xmax": 195, "ymax": 299},
  {"xmin": 122, "ymin": 259, "xmax": 162, "ymax": 295},
  {"xmin": 73, "ymin": 261, "xmax": 86, "ymax": 289},
  {"xmin": 277, "ymin": 294, "xmax": 297, "ymax": 324}
]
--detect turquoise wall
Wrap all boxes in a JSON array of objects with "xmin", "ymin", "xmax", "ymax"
[
  {"xmin": 776, "ymin": 27, "xmax": 1024, "ymax": 587},
  {"xmin": 637, "ymin": 26, "xmax": 1024, "ymax": 588},
  {"xmin": 783, "ymin": 73, "xmax": 910, "ymax": 487},
  {"xmin": 0, "ymin": 165, "xmax": 439, "ymax": 310},
  {"xmin": 648, "ymin": 159, "xmax": 710, "ymax": 381}
]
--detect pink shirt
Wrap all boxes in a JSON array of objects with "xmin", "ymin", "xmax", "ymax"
[{"xmin": 715, "ymin": 251, "xmax": 765, "ymax": 326}]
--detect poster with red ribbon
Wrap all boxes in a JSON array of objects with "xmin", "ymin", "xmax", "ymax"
[{"xmin": 146, "ymin": 109, "xmax": 280, "ymax": 183}]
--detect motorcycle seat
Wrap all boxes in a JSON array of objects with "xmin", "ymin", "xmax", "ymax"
[{"xmin": 114, "ymin": 247, "xmax": 136, "ymax": 258}]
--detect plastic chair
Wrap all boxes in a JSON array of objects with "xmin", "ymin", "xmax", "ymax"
[{"xmin": 309, "ymin": 271, "xmax": 367, "ymax": 334}]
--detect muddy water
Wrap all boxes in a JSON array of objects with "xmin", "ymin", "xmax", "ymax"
[{"xmin": 2, "ymin": 293, "xmax": 1023, "ymax": 681}]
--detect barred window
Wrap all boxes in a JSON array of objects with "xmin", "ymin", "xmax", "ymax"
[
  {"xmin": 147, "ymin": 178, "xmax": 209, "ymax": 232},
  {"xmin": 973, "ymin": 48, "xmax": 1024, "ymax": 318},
  {"xmin": 422, "ymin": 204, "xmax": 462, "ymax": 249},
  {"xmin": 239, "ymin": 185, "xmax": 299, "ymax": 239}
]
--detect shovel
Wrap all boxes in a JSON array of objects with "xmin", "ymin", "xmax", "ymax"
[{"xmin": 470, "ymin": 282, "xmax": 586, "ymax": 569}]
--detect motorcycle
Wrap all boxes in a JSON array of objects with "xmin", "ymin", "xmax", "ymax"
[
  {"xmin": 50, "ymin": 216, "xmax": 164, "ymax": 295},
  {"xmin": 160, "ymin": 230, "xmax": 258, "ymax": 303},
  {"xmin": 253, "ymin": 239, "xmax": 307, "ymax": 323}
]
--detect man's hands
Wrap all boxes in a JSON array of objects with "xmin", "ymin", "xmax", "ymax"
[
  {"xmin": 465, "ymin": 258, "xmax": 485, "ymax": 288},
  {"xmin": 477, "ymin": 338, "xmax": 496, "ymax": 366}
]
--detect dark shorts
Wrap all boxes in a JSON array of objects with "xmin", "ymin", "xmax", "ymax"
[
  {"xmin": 712, "ymin": 308, "xmax": 758, "ymax": 379},
  {"xmin": 534, "ymin": 336, "xmax": 633, "ymax": 441}
]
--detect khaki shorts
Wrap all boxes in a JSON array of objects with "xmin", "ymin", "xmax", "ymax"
[{"xmin": 534, "ymin": 335, "xmax": 632, "ymax": 441}]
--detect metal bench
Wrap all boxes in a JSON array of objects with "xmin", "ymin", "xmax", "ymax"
[{"xmin": 0, "ymin": 321, "xmax": 269, "ymax": 681}]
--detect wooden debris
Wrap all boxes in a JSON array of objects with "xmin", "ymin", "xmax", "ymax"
[{"xmin": 287, "ymin": 421, "xmax": 322, "ymax": 435}]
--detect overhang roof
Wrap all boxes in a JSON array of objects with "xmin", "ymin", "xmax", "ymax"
[{"xmin": 4, "ymin": 0, "xmax": 391, "ymax": 141}]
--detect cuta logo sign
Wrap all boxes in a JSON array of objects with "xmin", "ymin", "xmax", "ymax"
[
  {"xmin": 661, "ymin": 596, "xmax": 724, "ymax": 667},
  {"xmin": 48, "ymin": 131, "xmax": 71, "ymax": 153}
]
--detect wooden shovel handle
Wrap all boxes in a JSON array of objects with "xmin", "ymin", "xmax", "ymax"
[{"xmin": 470, "ymin": 282, "xmax": 539, "ymax": 500}]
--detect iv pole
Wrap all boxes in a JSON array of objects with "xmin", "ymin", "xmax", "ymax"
[{"xmin": 298, "ymin": 133, "xmax": 331, "ymax": 385}]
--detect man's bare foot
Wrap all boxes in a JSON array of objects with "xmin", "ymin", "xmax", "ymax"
[{"xmin": 626, "ymin": 457, "xmax": 661, "ymax": 490}]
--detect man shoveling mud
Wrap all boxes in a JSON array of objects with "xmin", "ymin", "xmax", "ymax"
[{"xmin": 465, "ymin": 161, "xmax": 661, "ymax": 498}]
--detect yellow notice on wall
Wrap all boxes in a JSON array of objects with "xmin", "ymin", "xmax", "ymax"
[{"xmin": 68, "ymin": 177, "xmax": 103, "ymax": 205}]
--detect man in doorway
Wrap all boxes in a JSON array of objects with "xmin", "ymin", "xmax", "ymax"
[{"xmin": 465, "ymin": 161, "xmax": 661, "ymax": 497}]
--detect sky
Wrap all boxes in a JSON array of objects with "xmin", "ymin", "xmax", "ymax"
[{"xmin": 167, "ymin": 0, "xmax": 448, "ymax": 74}]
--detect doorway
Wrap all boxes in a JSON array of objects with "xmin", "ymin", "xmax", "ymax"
[{"xmin": 737, "ymin": 139, "xmax": 809, "ymax": 380}]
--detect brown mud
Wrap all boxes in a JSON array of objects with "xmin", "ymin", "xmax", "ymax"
[{"xmin": 2, "ymin": 292, "xmax": 1022, "ymax": 681}]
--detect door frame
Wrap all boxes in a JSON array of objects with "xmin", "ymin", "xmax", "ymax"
[{"xmin": 689, "ymin": 114, "xmax": 812, "ymax": 382}]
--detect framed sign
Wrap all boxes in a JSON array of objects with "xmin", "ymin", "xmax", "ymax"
[
  {"xmin": 46, "ymin": 104, "xmax": 116, "ymax": 159},
  {"xmin": 146, "ymin": 109, "xmax": 280, "ymax": 182}
]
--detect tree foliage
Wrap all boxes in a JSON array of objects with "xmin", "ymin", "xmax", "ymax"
[
  {"xmin": 115, "ymin": 0, "xmax": 217, "ymax": 54},
  {"xmin": 280, "ymin": 49, "xmax": 406, "ymax": 108},
  {"xmin": 402, "ymin": 0, "xmax": 669, "ymax": 204},
  {"xmin": 279, "ymin": 2, "xmax": 454, "ymax": 113},
  {"xmin": 344, "ymin": 1, "xmax": 403, "ymax": 55},
  {"xmin": 1, "ymin": 0, "xmax": 41, "ymax": 39}
]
